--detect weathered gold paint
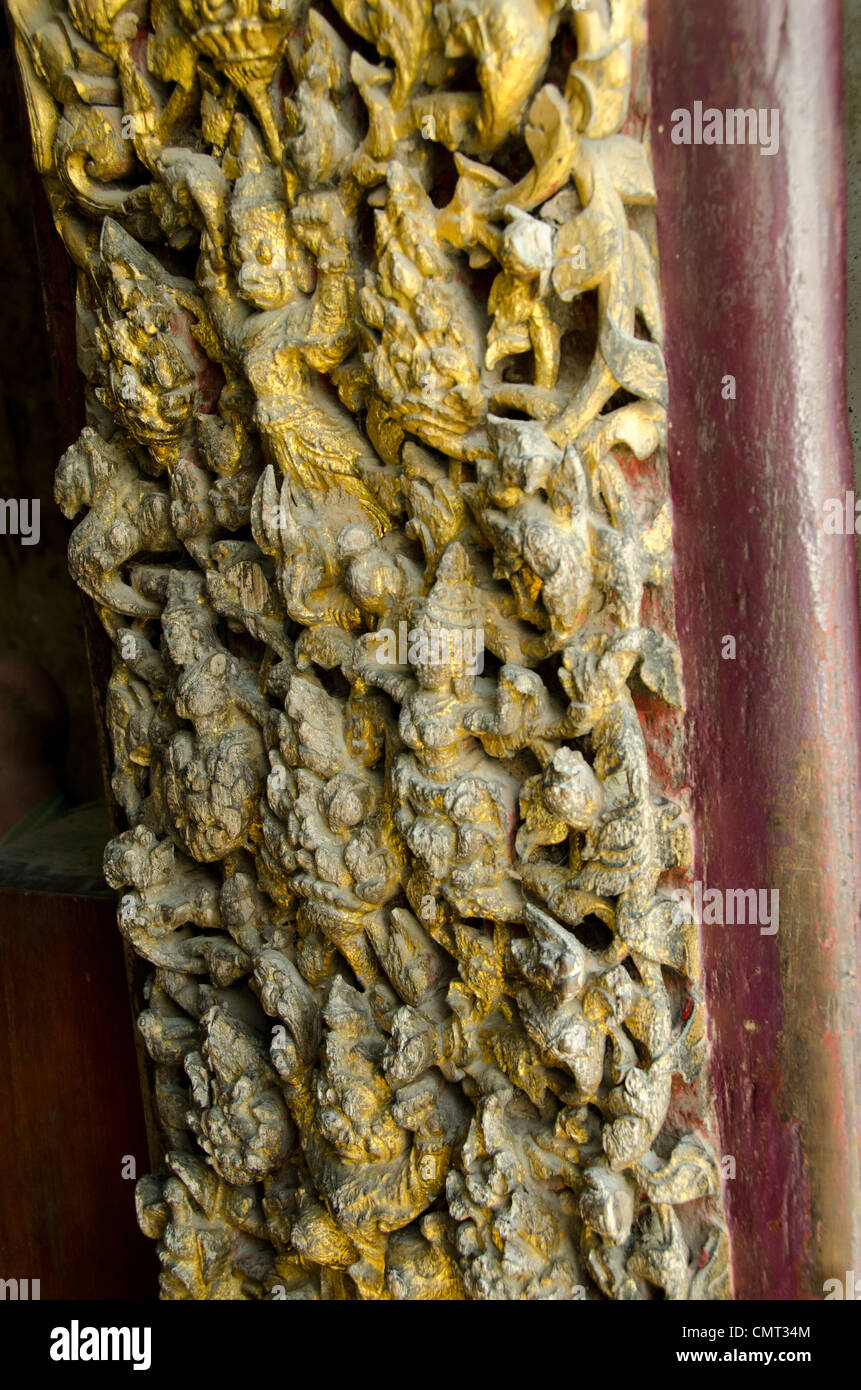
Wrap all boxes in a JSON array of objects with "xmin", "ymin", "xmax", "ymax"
[{"xmin": 9, "ymin": 0, "xmax": 729, "ymax": 1299}]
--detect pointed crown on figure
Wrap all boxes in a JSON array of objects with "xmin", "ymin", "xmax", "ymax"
[
  {"xmin": 227, "ymin": 116, "xmax": 284, "ymax": 216},
  {"xmin": 420, "ymin": 543, "xmax": 480, "ymax": 632}
]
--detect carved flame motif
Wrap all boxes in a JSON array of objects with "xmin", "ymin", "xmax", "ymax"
[{"xmin": 11, "ymin": 0, "xmax": 730, "ymax": 1299}]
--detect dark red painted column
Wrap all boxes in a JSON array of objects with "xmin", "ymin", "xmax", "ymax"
[{"xmin": 649, "ymin": 0, "xmax": 861, "ymax": 1298}]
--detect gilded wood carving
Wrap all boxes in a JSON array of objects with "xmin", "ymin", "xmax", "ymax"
[{"xmin": 9, "ymin": 0, "xmax": 731, "ymax": 1299}]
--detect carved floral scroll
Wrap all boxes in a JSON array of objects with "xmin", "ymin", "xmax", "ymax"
[{"xmin": 9, "ymin": 0, "xmax": 731, "ymax": 1299}]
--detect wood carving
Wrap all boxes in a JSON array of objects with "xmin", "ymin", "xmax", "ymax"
[{"xmin": 9, "ymin": 0, "xmax": 731, "ymax": 1299}]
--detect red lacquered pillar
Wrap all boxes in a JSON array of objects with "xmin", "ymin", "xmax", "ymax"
[{"xmin": 650, "ymin": 0, "xmax": 861, "ymax": 1299}]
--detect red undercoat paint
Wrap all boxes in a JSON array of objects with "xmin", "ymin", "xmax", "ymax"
[{"xmin": 649, "ymin": 0, "xmax": 861, "ymax": 1298}]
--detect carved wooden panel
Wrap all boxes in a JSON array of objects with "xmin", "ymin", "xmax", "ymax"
[{"xmin": 8, "ymin": 0, "xmax": 730, "ymax": 1298}]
